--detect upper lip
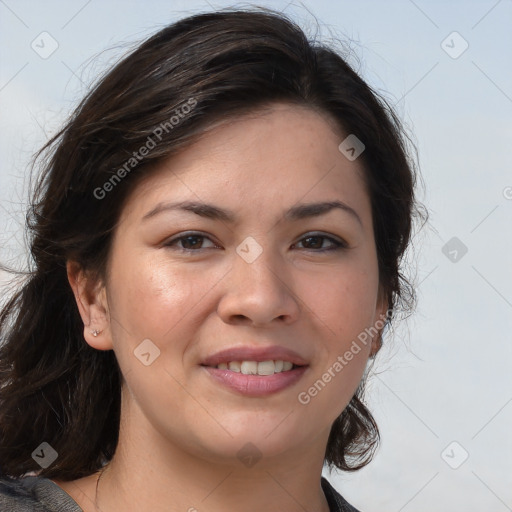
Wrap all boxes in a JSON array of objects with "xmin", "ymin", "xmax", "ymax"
[{"xmin": 201, "ymin": 345, "xmax": 309, "ymax": 367}]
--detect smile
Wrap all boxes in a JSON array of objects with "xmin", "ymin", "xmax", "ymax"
[
  {"xmin": 213, "ymin": 360, "xmax": 296, "ymax": 375},
  {"xmin": 202, "ymin": 363, "xmax": 308, "ymax": 397},
  {"xmin": 200, "ymin": 345, "xmax": 309, "ymax": 396}
]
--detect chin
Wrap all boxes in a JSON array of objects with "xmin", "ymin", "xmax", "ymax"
[{"xmin": 199, "ymin": 417, "xmax": 313, "ymax": 460}]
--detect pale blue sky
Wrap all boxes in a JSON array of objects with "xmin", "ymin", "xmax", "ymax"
[{"xmin": 1, "ymin": 1, "xmax": 511, "ymax": 510}]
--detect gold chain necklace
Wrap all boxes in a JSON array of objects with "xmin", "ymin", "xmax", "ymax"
[{"xmin": 93, "ymin": 467, "xmax": 106, "ymax": 511}]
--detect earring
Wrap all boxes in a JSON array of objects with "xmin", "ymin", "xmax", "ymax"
[{"xmin": 91, "ymin": 329, "xmax": 102, "ymax": 337}]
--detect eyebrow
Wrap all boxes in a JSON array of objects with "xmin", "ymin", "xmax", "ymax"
[{"xmin": 142, "ymin": 199, "xmax": 362, "ymax": 226}]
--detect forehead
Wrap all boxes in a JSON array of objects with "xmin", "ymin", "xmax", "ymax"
[{"xmin": 119, "ymin": 103, "xmax": 372, "ymax": 226}]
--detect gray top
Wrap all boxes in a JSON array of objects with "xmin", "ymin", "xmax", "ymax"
[
  {"xmin": 0, "ymin": 476, "xmax": 82, "ymax": 511},
  {"xmin": 0, "ymin": 475, "xmax": 360, "ymax": 511}
]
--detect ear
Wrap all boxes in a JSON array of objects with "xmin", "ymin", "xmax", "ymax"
[
  {"xmin": 66, "ymin": 260, "xmax": 113, "ymax": 351},
  {"xmin": 369, "ymin": 287, "xmax": 390, "ymax": 358}
]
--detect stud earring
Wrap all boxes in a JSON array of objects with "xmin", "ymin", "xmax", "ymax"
[{"xmin": 91, "ymin": 329, "xmax": 102, "ymax": 337}]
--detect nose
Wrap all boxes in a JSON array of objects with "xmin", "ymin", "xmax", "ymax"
[{"xmin": 216, "ymin": 244, "xmax": 301, "ymax": 327}]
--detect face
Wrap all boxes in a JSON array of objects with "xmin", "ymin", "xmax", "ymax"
[{"xmin": 85, "ymin": 103, "xmax": 387, "ymax": 467}]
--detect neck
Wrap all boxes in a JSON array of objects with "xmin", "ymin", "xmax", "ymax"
[
  {"xmin": 94, "ymin": 390, "xmax": 331, "ymax": 512},
  {"xmin": 99, "ymin": 461, "xmax": 331, "ymax": 512}
]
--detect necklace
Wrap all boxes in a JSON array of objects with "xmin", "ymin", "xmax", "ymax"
[{"xmin": 94, "ymin": 466, "xmax": 106, "ymax": 511}]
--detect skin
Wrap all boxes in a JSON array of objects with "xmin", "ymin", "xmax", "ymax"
[{"xmin": 58, "ymin": 103, "xmax": 388, "ymax": 512}]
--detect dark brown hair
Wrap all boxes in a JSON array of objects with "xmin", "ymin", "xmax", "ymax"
[{"xmin": 0, "ymin": 8, "xmax": 426, "ymax": 480}]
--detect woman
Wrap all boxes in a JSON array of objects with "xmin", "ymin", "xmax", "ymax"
[{"xmin": 0, "ymin": 8, "xmax": 425, "ymax": 512}]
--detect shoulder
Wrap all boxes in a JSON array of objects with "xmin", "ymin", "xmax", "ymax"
[
  {"xmin": 0, "ymin": 475, "xmax": 82, "ymax": 512},
  {"xmin": 321, "ymin": 477, "xmax": 362, "ymax": 512}
]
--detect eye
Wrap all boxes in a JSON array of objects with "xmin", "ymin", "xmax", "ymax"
[
  {"xmin": 163, "ymin": 231, "xmax": 347, "ymax": 253},
  {"xmin": 163, "ymin": 232, "xmax": 220, "ymax": 251},
  {"xmin": 293, "ymin": 233, "xmax": 347, "ymax": 252}
]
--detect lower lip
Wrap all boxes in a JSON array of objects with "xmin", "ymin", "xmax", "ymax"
[{"xmin": 202, "ymin": 366, "xmax": 308, "ymax": 397}]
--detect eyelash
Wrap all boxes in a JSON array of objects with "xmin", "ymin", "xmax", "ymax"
[{"xmin": 163, "ymin": 231, "xmax": 347, "ymax": 253}]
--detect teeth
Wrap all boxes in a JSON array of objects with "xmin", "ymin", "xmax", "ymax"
[
  {"xmin": 215, "ymin": 360, "xmax": 296, "ymax": 374},
  {"xmin": 241, "ymin": 361, "xmax": 258, "ymax": 375},
  {"xmin": 228, "ymin": 361, "xmax": 241, "ymax": 372},
  {"xmin": 256, "ymin": 360, "xmax": 275, "ymax": 376}
]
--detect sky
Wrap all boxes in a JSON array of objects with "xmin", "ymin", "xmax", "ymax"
[{"xmin": 1, "ymin": 1, "xmax": 511, "ymax": 510}]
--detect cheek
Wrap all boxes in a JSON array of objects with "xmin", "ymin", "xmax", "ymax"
[
  {"xmin": 296, "ymin": 261, "xmax": 379, "ymax": 341},
  {"xmin": 297, "ymin": 348, "xmax": 368, "ymax": 428},
  {"xmin": 297, "ymin": 271, "xmax": 377, "ymax": 407},
  {"xmin": 112, "ymin": 251, "xmax": 191, "ymax": 315},
  {"xmin": 107, "ymin": 252, "xmax": 198, "ymax": 350},
  {"xmin": 106, "ymin": 248, "xmax": 232, "ymax": 374},
  {"xmin": 294, "ymin": 264, "xmax": 378, "ymax": 412}
]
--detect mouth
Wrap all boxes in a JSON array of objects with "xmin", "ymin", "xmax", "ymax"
[
  {"xmin": 205, "ymin": 360, "xmax": 301, "ymax": 375},
  {"xmin": 200, "ymin": 346, "xmax": 309, "ymax": 397}
]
